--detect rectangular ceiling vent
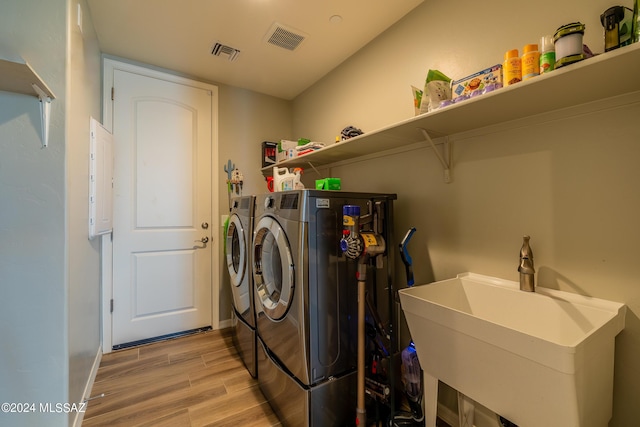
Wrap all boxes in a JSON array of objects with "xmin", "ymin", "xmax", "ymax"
[
  {"xmin": 264, "ymin": 23, "xmax": 307, "ymax": 51},
  {"xmin": 211, "ymin": 42, "xmax": 241, "ymax": 61}
]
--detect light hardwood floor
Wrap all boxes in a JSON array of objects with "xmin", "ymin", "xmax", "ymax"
[{"xmin": 83, "ymin": 328, "xmax": 281, "ymax": 427}]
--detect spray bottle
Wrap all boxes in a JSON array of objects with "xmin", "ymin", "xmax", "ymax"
[
  {"xmin": 397, "ymin": 227, "xmax": 424, "ymax": 424},
  {"xmin": 401, "ymin": 342, "xmax": 423, "ymax": 421}
]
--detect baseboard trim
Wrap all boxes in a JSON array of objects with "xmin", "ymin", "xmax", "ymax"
[{"xmin": 72, "ymin": 346, "xmax": 102, "ymax": 427}]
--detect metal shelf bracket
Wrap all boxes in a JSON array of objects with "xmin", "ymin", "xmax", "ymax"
[
  {"xmin": 418, "ymin": 127, "xmax": 452, "ymax": 183},
  {"xmin": 32, "ymin": 83, "xmax": 52, "ymax": 148}
]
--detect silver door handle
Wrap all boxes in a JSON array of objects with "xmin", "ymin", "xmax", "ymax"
[{"xmin": 195, "ymin": 237, "xmax": 209, "ymax": 244}]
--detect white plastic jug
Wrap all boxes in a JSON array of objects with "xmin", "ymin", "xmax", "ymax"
[
  {"xmin": 273, "ymin": 166, "xmax": 304, "ymax": 191},
  {"xmin": 273, "ymin": 166, "xmax": 295, "ymax": 191}
]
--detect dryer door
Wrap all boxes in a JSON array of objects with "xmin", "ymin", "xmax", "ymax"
[
  {"xmin": 252, "ymin": 215, "xmax": 294, "ymax": 321},
  {"xmin": 226, "ymin": 213, "xmax": 249, "ymax": 313}
]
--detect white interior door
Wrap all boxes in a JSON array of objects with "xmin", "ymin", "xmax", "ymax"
[{"xmin": 111, "ymin": 68, "xmax": 214, "ymax": 347}]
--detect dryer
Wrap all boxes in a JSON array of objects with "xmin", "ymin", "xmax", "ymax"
[
  {"xmin": 225, "ymin": 195, "xmax": 257, "ymax": 378},
  {"xmin": 252, "ymin": 190, "xmax": 396, "ymax": 426}
]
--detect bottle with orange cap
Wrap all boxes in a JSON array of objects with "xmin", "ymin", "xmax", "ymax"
[
  {"xmin": 522, "ymin": 43, "xmax": 541, "ymax": 80},
  {"xmin": 503, "ymin": 49, "xmax": 522, "ymax": 86}
]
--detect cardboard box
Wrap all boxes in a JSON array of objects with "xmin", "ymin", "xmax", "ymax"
[
  {"xmin": 262, "ymin": 141, "xmax": 277, "ymax": 168},
  {"xmin": 315, "ymin": 178, "xmax": 341, "ymax": 190},
  {"xmin": 451, "ymin": 65, "xmax": 503, "ymax": 99}
]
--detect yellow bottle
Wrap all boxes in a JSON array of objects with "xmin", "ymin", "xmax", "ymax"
[
  {"xmin": 522, "ymin": 44, "xmax": 540, "ymax": 80},
  {"xmin": 503, "ymin": 49, "xmax": 522, "ymax": 86}
]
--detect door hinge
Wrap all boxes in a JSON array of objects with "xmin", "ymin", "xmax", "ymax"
[
  {"xmin": 111, "ymin": 87, "xmax": 114, "ymax": 101},
  {"xmin": 110, "ymin": 299, "xmax": 114, "ymax": 313}
]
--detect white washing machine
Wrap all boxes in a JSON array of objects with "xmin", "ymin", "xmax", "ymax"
[
  {"xmin": 225, "ymin": 195, "xmax": 256, "ymax": 378},
  {"xmin": 252, "ymin": 190, "xmax": 396, "ymax": 426}
]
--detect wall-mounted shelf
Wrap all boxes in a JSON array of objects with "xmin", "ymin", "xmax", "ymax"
[
  {"xmin": 0, "ymin": 58, "xmax": 56, "ymax": 148},
  {"xmin": 263, "ymin": 42, "xmax": 640, "ymax": 180}
]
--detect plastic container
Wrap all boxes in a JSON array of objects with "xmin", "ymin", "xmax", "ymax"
[
  {"xmin": 503, "ymin": 49, "xmax": 522, "ymax": 86},
  {"xmin": 401, "ymin": 342, "xmax": 422, "ymax": 400},
  {"xmin": 539, "ymin": 35, "xmax": 556, "ymax": 74},
  {"xmin": 273, "ymin": 166, "xmax": 303, "ymax": 191},
  {"xmin": 554, "ymin": 22, "xmax": 586, "ymax": 68},
  {"xmin": 521, "ymin": 44, "xmax": 540, "ymax": 80}
]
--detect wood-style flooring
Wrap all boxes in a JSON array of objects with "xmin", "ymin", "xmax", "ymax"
[{"xmin": 82, "ymin": 328, "xmax": 281, "ymax": 427}]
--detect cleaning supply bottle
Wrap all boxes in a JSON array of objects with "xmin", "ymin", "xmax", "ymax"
[
  {"xmin": 273, "ymin": 166, "xmax": 296, "ymax": 191},
  {"xmin": 292, "ymin": 167, "xmax": 304, "ymax": 190},
  {"xmin": 401, "ymin": 341, "xmax": 424, "ymax": 422},
  {"xmin": 503, "ymin": 49, "xmax": 522, "ymax": 86},
  {"xmin": 522, "ymin": 44, "xmax": 540, "ymax": 80},
  {"xmin": 539, "ymin": 35, "xmax": 556, "ymax": 73}
]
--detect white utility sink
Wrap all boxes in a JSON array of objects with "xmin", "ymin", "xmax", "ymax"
[{"xmin": 398, "ymin": 272, "xmax": 626, "ymax": 427}]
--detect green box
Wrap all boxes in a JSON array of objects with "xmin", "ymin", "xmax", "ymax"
[{"xmin": 315, "ymin": 178, "xmax": 341, "ymax": 190}]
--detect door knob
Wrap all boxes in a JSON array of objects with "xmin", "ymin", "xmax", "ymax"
[
  {"xmin": 195, "ymin": 236, "xmax": 209, "ymax": 244},
  {"xmin": 201, "ymin": 222, "xmax": 209, "ymax": 229}
]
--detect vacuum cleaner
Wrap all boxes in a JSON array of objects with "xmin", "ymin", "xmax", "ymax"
[
  {"xmin": 341, "ymin": 204, "xmax": 425, "ymax": 427},
  {"xmin": 340, "ymin": 203, "xmax": 387, "ymax": 427}
]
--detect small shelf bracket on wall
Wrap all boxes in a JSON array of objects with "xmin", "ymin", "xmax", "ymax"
[
  {"xmin": 32, "ymin": 83, "xmax": 52, "ymax": 148},
  {"xmin": 0, "ymin": 58, "xmax": 56, "ymax": 148},
  {"xmin": 304, "ymin": 161, "xmax": 321, "ymax": 176},
  {"xmin": 418, "ymin": 127, "xmax": 452, "ymax": 183}
]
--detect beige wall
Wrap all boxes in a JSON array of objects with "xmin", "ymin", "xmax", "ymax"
[
  {"xmin": 67, "ymin": 0, "xmax": 103, "ymax": 422},
  {"xmin": 293, "ymin": 0, "xmax": 640, "ymax": 425},
  {"xmin": 217, "ymin": 85, "xmax": 292, "ymax": 319},
  {"xmin": 0, "ymin": 1, "xmax": 103, "ymax": 426}
]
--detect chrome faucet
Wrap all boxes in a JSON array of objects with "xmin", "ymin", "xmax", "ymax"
[{"xmin": 518, "ymin": 235, "xmax": 535, "ymax": 292}]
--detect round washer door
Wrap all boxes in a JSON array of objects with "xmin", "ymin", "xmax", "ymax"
[
  {"xmin": 225, "ymin": 214, "xmax": 246, "ymax": 288},
  {"xmin": 252, "ymin": 215, "xmax": 294, "ymax": 321}
]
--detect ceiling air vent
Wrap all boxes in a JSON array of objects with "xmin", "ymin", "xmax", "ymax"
[
  {"xmin": 264, "ymin": 23, "xmax": 307, "ymax": 51},
  {"xmin": 211, "ymin": 42, "xmax": 241, "ymax": 61}
]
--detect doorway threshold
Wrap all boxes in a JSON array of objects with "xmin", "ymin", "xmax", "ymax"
[{"xmin": 112, "ymin": 326, "xmax": 213, "ymax": 351}]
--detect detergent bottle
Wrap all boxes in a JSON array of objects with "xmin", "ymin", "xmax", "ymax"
[
  {"xmin": 292, "ymin": 168, "xmax": 304, "ymax": 190},
  {"xmin": 273, "ymin": 166, "xmax": 301, "ymax": 191}
]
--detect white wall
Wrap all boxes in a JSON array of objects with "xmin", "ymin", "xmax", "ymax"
[
  {"xmin": 66, "ymin": 0, "xmax": 103, "ymax": 423},
  {"xmin": 0, "ymin": 1, "xmax": 70, "ymax": 426},
  {"xmin": 293, "ymin": 0, "xmax": 640, "ymax": 425},
  {"xmin": 0, "ymin": 1, "xmax": 103, "ymax": 426}
]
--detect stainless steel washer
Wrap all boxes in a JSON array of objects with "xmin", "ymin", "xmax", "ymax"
[
  {"xmin": 225, "ymin": 195, "xmax": 256, "ymax": 377},
  {"xmin": 252, "ymin": 190, "xmax": 396, "ymax": 426}
]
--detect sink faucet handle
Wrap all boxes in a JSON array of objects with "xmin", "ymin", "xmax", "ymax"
[
  {"xmin": 519, "ymin": 257, "xmax": 535, "ymax": 274},
  {"xmin": 519, "ymin": 235, "xmax": 535, "ymax": 291},
  {"xmin": 520, "ymin": 235, "xmax": 533, "ymax": 260}
]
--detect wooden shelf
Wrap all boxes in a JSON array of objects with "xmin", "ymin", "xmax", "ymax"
[
  {"xmin": 0, "ymin": 57, "xmax": 56, "ymax": 147},
  {"xmin": 0, "ymin": 58, "xmax": 55, "ymax": 99},
  {"xmin": 263, "ymin": 42, "xmax": 640, "ymax": 175}
]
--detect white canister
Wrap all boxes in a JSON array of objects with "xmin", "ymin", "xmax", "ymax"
[
  {"xmin": 553, "ymin": 22, "xmax": 586, "ymax": 68},
  {"xmin": 273, "ymin": 166, "xmax": 296, "ymax": 192}
]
